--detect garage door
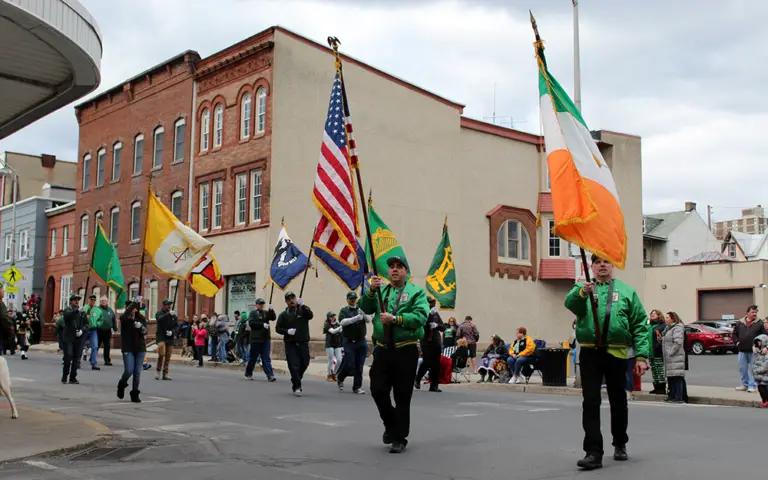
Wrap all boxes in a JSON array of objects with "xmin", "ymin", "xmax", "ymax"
[{"xmin": 698, "ymin": 289, "xmax": 754, "ymax": 321}]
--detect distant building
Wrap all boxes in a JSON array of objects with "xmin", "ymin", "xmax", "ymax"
[
  {"xmin": 1, "ymin": 152, "xmax": 77, "ymax": 205},
  {"xmin": 713, "ymin": 205, "xmax": 768, "ymax": 240},
  {"xmin": 643, "ymin": 201, "xmax": 720, "ymax": 267},
  {"xmin": 719, "ymin": 230, "xmax": 768, "ymax": 262}
]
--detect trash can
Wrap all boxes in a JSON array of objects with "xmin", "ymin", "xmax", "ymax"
[{"xmin": 539, "ymin": 348, "xmax": 570, "ymax": 387}]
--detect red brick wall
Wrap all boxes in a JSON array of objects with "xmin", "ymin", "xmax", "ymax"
[{"xmin": 74, "ymin": 54, "xmax": 197, "ymax": 318}]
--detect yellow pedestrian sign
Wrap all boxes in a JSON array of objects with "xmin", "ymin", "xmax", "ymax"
[
  {"xmin": 3, "ymin": 265, "xmax": 23, "ymax": 285},
  {"xmin": 5, "ymin": 285, "xmax": 18, "ymax": 294}
]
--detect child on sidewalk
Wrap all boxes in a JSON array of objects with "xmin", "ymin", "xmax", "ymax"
[{"xmin": 752, "ymin": 334, "xmax": 768, "ymax": 408}]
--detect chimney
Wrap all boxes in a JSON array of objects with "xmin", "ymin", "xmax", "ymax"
[
  {"xmin": 40, "ymin": 154, "xmax": 56, "ymax": 169},
  {"xmin": 685, "ymin": 201, "xmax": 697, "ymax": 212}
]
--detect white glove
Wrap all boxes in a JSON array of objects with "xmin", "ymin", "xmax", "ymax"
[
  {"xmin": 170, "ymin": 310, "xmax": 177, "ymax": 316},
  {"xmin": 246, "ymin": 323, "xmax": 252, "ymax": 331},
  {"xmin": 329, "ymin": 327, "xmax": 342, "ymax": 334},
  {"xmin": 263, "ymin": 323, "xmax": 270, "ymax": 329},
  {"xmin": 268, "ymin": 304, "xmax": 273, "ymax": 310},
  {"xmin": 75, "ymin": 330, "xmax": 82, "ymax": 337},
  {"xmin": 297, "ymin": 298, "xmax": 304, "ymax": 306},
  {"xmin": 134, "ymin": 321, "xmax": 142, "ymax": 329},
  {"xmin": 430, "ymin": 307, "xmax": 438, "ymax": 314},
  {"xmin": 166, "ymin": 330, "xmax": 173, "ymax": 337},
  {"xmin": 364, "ymin": 314, "xmax": 373, "ymax": 324},
  {"xmin": 287, "ymin": 328, "xmax": 297, "ymax": 335},
  {"xmin": 430, "ymin": 322, "xmax": 438, "ymax": 329}
]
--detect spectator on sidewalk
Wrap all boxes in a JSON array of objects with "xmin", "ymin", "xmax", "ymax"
[
  {"xmin": 323, "ymin": 312, "xmax": 343, "ymax": 382},
  {"xmin": 663, "ymin": 312, "xmax": 686, "ymax": 404},
  {"xmin": 733, "ymin": 305, "xmax": 766, "ymax": 393},
  {"xmin": 179, "ymin": 316, "xmax": 192, "ymax": 358},
  {"xmin": 193, "ymin": 320, "xmax": 207, "ymax": 367},
  {"xmin": 117, "ymin": 301, "xmax": 147, "ymax": 403},
  {"xmin": 648, "ymin": 309, "xmax": 666, "ymax": 395},
  {"xmin": 155, "ymin": 299, "xmax": 178, "ymax": 380},
  {"xmin": 752, "ymin": 334, "xmax": 768, "ymax": 408},
  {"xmin": 215, "ymin": 314, "xmax": 230, "ymax": 364},
  {"xmin": 97, "ymin": 296, "xmax": 117, "ymax": 366},
  {"xmin": 476, "ymin": 335, "xmax": 506, "ymax": 383},
  {"xmin": 507, "ymin": 327, "xmax": 536, "ymax": 384},
  {"xmin": 457, "ymin": 316, "xmax": 479, "ymax": 373},
  {"xmin": 234, "ymin": 310, "xmax": 250, "ymax": 365},
  {"xmin": 443, "ymin": 317, "xmax": 458, "ymax": 347}
]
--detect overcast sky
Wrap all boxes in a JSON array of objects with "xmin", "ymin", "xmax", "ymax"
[{"xmin": 0, "ymin": 0, "xmax": 764, "ymax": 221}]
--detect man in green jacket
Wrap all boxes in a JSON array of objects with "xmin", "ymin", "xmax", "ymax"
[
  {"xmin": 565, "ymin": 254, "xmax": 649, "ymax": 470},
  {"xmin": 97, "ymin": 296, "xmax": 117, "ymax": 366},
  {"xmin": 275, "ymin": 291, "xmax": 314, "ymax": 396},
  {"xmin": 361, "ymin": 256, "xmax": 429, "ymax": 454},
  {"xmin": 85, "ymin": 294, "xmax": 102, "ymax": 370}
]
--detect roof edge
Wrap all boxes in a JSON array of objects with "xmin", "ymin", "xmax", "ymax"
[{"xmin": 461, "ymin": 117, "xmax": 541, "ymax": 145}]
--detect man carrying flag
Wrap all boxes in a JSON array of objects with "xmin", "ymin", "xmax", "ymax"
[{"xmin": 532, "ymin": 16, "xmax": 648, "ymax": 470}]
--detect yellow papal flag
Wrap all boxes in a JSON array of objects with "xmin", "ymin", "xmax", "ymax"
[{"xmin": 144, "ymin": 188, "xmax": 213, "ymax": 279}]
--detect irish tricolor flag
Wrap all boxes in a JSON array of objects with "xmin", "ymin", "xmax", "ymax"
[{"xmin": 536, "ymin": 43, "xmax": 627, "ymax": 269}]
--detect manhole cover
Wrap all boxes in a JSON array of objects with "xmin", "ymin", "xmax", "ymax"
[{"xmin": 70, "ymin": 446, "xmax": 146, "ymax": 462}]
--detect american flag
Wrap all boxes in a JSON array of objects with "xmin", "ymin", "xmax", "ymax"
[{"xmin": 311, "ymin": 71, "xmax": 360, "ymax": 268}]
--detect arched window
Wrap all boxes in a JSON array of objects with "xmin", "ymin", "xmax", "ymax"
[
  {"xmin": 200, "ymin": 109, "xmax": 210, "ymax": 151},
  {"xmin": 80, "ymin": 214, "xmax": 89, "ymax": 251},
  {"xmin": 96, "ymin": 148, "xmax": 106, "ymax": 187},
  {"xmin": 153, "ymin": 126, "xmax": 164, "ymax": 169},
  {"xmin": 214, "ymin": 104, "xmax": 224, "ymax": 147},
  {"xmin": 171, "ymin": 190, "xmax": 183, "ymax": 221},
  {"xmin": 130, "ymin": 201, "xmax": 141, "ymax": 242},
  {"xmin": 133, "ymin": 134, "xmax": 144, "ymax": 175},
  {"xmin": 82, "ymin": 153, "xmax": 91, "ymax": 190},
  {"xmin": 241, "ymin": 93, "xmax": 251, "ymax": 139},
  {"xmin": 109, "ymin": 207, "xmax": 120, "ymax": 244},
  {"xmin": 173, "ymin": 118, "xmax": 186, "ymax": 162},
  {"xmin": 112, "ymin": 142, "xmax": 122, "ymax": 182},
  {"xmin": 256, "ymin": 87, "xmax": 266, "ymax": 133},
  {"xmin": 497, "ymin": 220, "xmax": 529, "ymax": 261}
]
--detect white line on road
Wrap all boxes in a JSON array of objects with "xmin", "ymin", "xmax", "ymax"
[
  {"xmin": 11, "ymin": 377, "xmax": 35, "ymax": 382},
  {"xmin": 522, "ymin": 408, "xmax": 560, "ymax": 412},
  {"xmin": 274, "ymin": 413, "xmax": 353, "ymax": 427},
  {"xmin": 23, "ymin": 460, "xmax": 57, "ymax": 470},
  {"xmin": 97, "ymin": 396, "xmax": 171, "ymax": 408}
]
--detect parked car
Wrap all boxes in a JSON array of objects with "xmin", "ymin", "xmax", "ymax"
[
  {"xmin": 693, "ymin": 319, "xmax": 738, "ymax": 333},
  {"xmin": 684, "ymin": 324, "xmax": 735, "ymax": 355}
]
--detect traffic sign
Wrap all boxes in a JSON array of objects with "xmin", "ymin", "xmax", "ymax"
[
  {"xmin": 2, "ymin": 265, "xmax": 22, "ymax": 285},
  {"xmin": 5, "ymin": 285, "xmax": 18, "ymax": 294}
]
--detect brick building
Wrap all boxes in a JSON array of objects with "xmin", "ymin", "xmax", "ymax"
[
  {"xmin": 42, "ymin": 201, "xmax": 75, "ymax": 340},
  {"xmin": 73, "ymin": 51, "xmax": 200, "ymax": 320}
]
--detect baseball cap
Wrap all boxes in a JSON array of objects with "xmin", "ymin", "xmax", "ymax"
[{"xmin": 386, "ymin": 256, "xmax": 409, "ymax": 270}]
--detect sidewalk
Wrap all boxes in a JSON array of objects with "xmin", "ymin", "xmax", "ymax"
[
  {"xmin": 0, "ymin": 406, "xmax": 111, "ymax": 463},
  {"xmin": 29, "ymin": 343, "xmax": 764, "ymax": 407}
]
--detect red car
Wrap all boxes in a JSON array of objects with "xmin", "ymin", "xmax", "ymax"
[{"xmin": 684, "ymin": 324, "xmax": 735, "ymax": 355}]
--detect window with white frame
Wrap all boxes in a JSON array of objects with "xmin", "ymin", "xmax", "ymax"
[
  {"xmin": 251, "ymin": 169, "xmax": 262, "ymax": 222},
  {"xmin": 93, "ymin": 286, "xmax": 101, "ymax": 302},
  {"xmin": 95, "ymin": 210, "xmax": 103, "ymax": 228},
  {"xmin": 213, "ymin": 180, "xmax": 223, "ymax": 229},
  {"xmin": 497, "ymin": 220, "xmax": 530, "ymax": 262},
  {"xmin": 149, "ymin": 280, "xmax": 159, "ymax": 319},
  {"xmin": 128, "ymin": 283, "xmax": 139, "ymax": 302},
  {"xmin": 153, "ymin": 127, "xmax": 164, "ymax": 169},
  {"xmin": 4, "ymin": 233, "xmax": 11, "ymax": 262},
  {"xmin": 168, "ymin": 279, "xmax": 178, "ymax": 308},
  {"xmin": 50, "ymin": 228, "xmax": 57, "ymax": 258},
  {"xmin": 171, "ymin": 191, "xmax": 183, "ymax": 221},
  {"xmin": 134, "ymin": 134, "xmax": 144, "ymax": 175},
  {"xmin": 728, "ymin": 243, "xmax": 737, "ymax": 258},
  {"xmin": 201, "ymin": 109, "xmax": 210, "ymax": 151},
  {"xmin": 256, "ymin": 87, "xmax": 266, "ymax": 133},
  {"xmin": 108, "ymin": 288, "xmax": 117, "ymax": 310},
  {"xmin": 235, "ymin": 174, "xmax": 247, "ymax": 225},
  {"xmin": 62, "ymin": 225, "xmax": 69, "ymax": 256},
  {"xmin": 110, "ymin": 207, "xmax": 119, "ymax": 244},
  {"xmin": 80, "ymin": 215, "xmax": 89, "ymax": 251},
  {"xmin": 642, "ymin": 218, "xmax": 647, "ymax": 234},
  {"xmin": 96, "ymin": 148, "xmax": 106, "ymax": 187},
  {"xmin": 112, "ymin": 142, "xmax": 122, "ymax": 182},
  {"xmin": 82, "ymin": 153, "xmax": 91, "ymax": 190},
  {"xmin": 131, "ymin": 201, "xmax": 141, "ymax": 242},
  {"xmin": 174, "ymin": 118, "xmax": 185, "ymax": 162},
  {"xmin": 241, "ymin": 93, "xmax": 251, "ymax": 139},
  {"xmin": 673, "ymin": 248, "xmax": 680, "ymax": 263},
  {"xmin": 60, "ymin": 275, "xmax": 72, "ymax": 310},
  {"xmin": 18, "ymin": 230, "xmax": 29, "ymax": 259},
  {"xmin": 548, "ymin": 220, "xmax": 561, "ymax": 257},
  {"xmin": 199, "ymin": 183, "xmax": 210, "ymax": 232},
  {"xmin": 214, "ymin": 104, "xmax": 223, "ymax": 147}
]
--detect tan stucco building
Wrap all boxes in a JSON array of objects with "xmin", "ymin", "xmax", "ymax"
[{"xmin": 1, "ymin": 151, "xmax": 77, "ymax": 205}]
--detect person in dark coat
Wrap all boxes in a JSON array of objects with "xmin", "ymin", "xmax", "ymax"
[
  {"xmin": 415, "ymin": 297, "xmax": 447, "ymax": 392},
  {"xmin": 275, "ymin": 291, "xmax": 314, "ymax": 396},
  {"xmin": 117, "ymin": 301, "xmax": 147, "ymax": 403},
  {"xmin": 244, "ymin": 297, "xmax": 277, "ymax": 381},
  {"xmin": 336, "ymin": 291, "xmax": 371, "ymax": 394},
  {"xmin": 61, "ymin": 294, "xmax": 86, "ymax": 384}
]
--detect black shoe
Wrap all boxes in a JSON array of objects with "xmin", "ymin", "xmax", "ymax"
[
  {"xmin": 614, "ymin": 446, "xmax": 628, "ymax": 461},
  {"xmin": 382, "ymin": 432, "xmax": 393, "ymax": 445},
  {"xmin": 61, "ymin": 376, "xmax": 67, "ymax": 384},
  {"xmin": 69, "ymin": 378, "xmax": 80, "ymax": 385},
  {"xmin": 389, "ymin": 441, "xmax": 407, "ymax": 454},
  {"xmin": 577, "ymin": 453, "xmax": 603, "ymax": 470},
  {"xmin": 429, "ymin": 387, "xmax": 442, "ymax": 393},
  {"xmin": 117, "ymin": 382, "xmax": 128, "ymax": 400},
  {"xmin": 105, "ymin": 362, "xmax": 113, "ymax": 366},
  {"xmin": 129, "ymin": 390, "xmax": 141, "ymax": 403},
  {"xmin": 414, "ymin": 379, "xmax": 421, "ymax": 390},
  {"xmin": 268, "ymin": 376, "xmax": 276, "ymax": 382},
  {"xmin": 92, "ymin": 365, "xmax": 101, "ymax": 371}
]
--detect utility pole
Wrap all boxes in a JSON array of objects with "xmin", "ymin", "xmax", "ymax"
[
  {"xmin": 707, "ymin": 205, "xmax": 712, "ymax": 231},
  {"xmin": 573, "ymin": 0, "xmax": 582, "ymax": 112}
]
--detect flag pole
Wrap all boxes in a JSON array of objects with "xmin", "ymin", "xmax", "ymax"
[
  {"xmin": 83, "ymin": 219, "xmax": 100, "ymax": 296},
  {"xmin": 572, "ymin": 0, "xmax": 582, "ymax": 112},
  {"xmin": 267, "ymin": 216, "xmax": 285, "ymax": 304},
  {"xmin": 530, "ymin": 10, "xmax": 602, "ymax": 347},
  {"xmin": 298, "ymin": 223, "xmax": 318, "ymax": 299},
  {"xmin": 137, "ymin": 173, "xmax": 154, "ymax": 302}
]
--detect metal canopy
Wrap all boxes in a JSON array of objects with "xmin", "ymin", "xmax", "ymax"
[{"xmin": 0, "ymin": 0, "xmax": 102, "ymax": 139}]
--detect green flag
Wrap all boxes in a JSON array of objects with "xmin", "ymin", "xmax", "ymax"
[
  {"xmin": 426, "ymin": 218, "xmax": 456, "ymax": 309},
  {"xmin": 91, "ymin": 222, "xmax": 127, "ymax": 309},
  {"xmin": 365, "ymin": 202, "xmax": 410, "ymax": 281}
]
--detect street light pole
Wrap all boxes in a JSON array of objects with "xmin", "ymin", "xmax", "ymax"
[{"xmin": 0, "ymin": 162, "xmax": 18, "ymax": 309}]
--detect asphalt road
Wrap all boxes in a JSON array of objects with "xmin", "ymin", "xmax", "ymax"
[
  {"xmin": 685, "ymin": 351, "xmax": 742, "ymax": 388},
  {"xmin": 0, "ymin": 353, "xmax": 762, "ymax": 479}
]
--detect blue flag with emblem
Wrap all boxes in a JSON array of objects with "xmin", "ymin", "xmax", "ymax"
[
  {"xmin": 270, "ymin": 225, "xmax": 311, "ymax": 290},
  {"xmin": 314, "ymin": 240, "xmax": 367, "ymax": 291}
]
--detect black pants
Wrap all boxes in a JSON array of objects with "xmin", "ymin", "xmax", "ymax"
[
  {"xmin": 338, "ymin": 340, "xmax": 368, "ymax": 391},
  {"xmin": 285, "ymin": 341, "xmax": 310, "ymax": 391},
  {"xmin": 196, "ymin": 346, "xmax": 204, "ymax": 366},
  {"xmin": 758, "ymin": 385, "xmax": 768, "ymax": 402},
  {"xmin": 98, "ymin": 329, "xmax": 112, "ymax": 364},
  {"xmin": 668, "ymin": 376, "xmax": 687, "ymax": 402},
  {"xmin": 62, "ymin": 338, "xmax": 84, "ymax": 380},
  {"xmin": 370, "ymin": 344, "xmax": 419, "ymax": 443},
  {"xmin": 580, "ymin": 348, "xmax": 628, "ymax": 456},
  {"xmin": 416, "ymin": 343, "xmax": 441, "ymax": 391}
]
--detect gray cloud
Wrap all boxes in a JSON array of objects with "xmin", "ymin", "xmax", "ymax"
[{"xmin": 0, "ymin": 0, "xmax": 764, "ymax": 221}]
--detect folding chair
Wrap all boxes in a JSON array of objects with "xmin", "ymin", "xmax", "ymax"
[{"xmin": 442, "ymin": 346, "xmax": 470, "ymax": 383}]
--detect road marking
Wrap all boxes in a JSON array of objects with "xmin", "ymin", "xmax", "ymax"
[
  {"xmin": 523, "ymin": 408, "xmax": 560, "ymax": 412},
  {"xmin": 23, "ymin": 460, "xmax": 57, "ymax": 470},
  {"xmin": 98, "ymin": 396, "xmax": 171, "ymax": 408},
  {"xmin": 274, "ymin": 413, "xmax": 353, "ymax": 427},
  {"xmin": 117, "ymin": 421, "xmax": 287, "ymax": 440},
  {"xmin": 11, "ymin": 377, "xmax": 35, "ymax": 382},
  {"xmin": 631, "ymin": 402, "xmax": 730, "ymax": 409}
]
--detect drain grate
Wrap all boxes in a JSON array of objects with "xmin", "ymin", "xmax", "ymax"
[{"xmin": 70, "ymin": 446, "xmax": 146, "ymax": 462}]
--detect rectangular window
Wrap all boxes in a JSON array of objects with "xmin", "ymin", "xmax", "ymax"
[
  {"xmin": 548, "ymin": 220, "xmax": 560, "ymax": 257},
  {"xmin": 96, "ymin": 150, "xmax": 106, "ymax": 187},
  {"xmin": 171, "ymin": 192, "xmax": 183, "ymax": 221},
  {"xmin": 112, "ymin": 143, "xmax": 122, "ymax": 181},
  {"xmin": 131, "ymin": 203, "xmax": 141, "ymax": 242},
  {"xmin": 169, "ymin": 279, "xmax": 178, "ymax": 308},
  {"xmin": 673, "ymin": 248, "xmax": 680, "ymax": 263},
  {"xmin": 213, "ymin": 180, "xmax": 223, "ymax": 229},
  {"xmin": 153, "ymin": 128, "xmax": 164, "ymax": 169},
  {"xmin": 62, "ymin": 225, "xmax": 69, "ymax": 256},
  {"xmin": 80, "ymin": 216, "xmax": 89, "ymax": 251},
  {"xmin": 59, "ymin": 275, "xmax": 72, "ymax": 310},
  {"xmin": 235, "ymin": 174, "xmax": 247, "ymax": 225},
  {"xmin": 19, "ymin": 230, "xmax": 29, "ymax": 259},
  {"xmin": 134, "ymin": 136, "xmax": 144, "ymax": 175},
  {"xmin": 50, "ymin": 229, "xmax": 57, "ymax": 258},
  {"xmin": 4, "ymin": 233, "xmax": 10, "ymax": 262},
  {"xmin": 82, "ymin": 154, "xmax": 91, "ymax": 190},
  {"xmin": 128, "ymin": 283, "xmax": 139, "ymax": 302},
  {"xmin": 199, "ymin": 183, "xmax": 210, "ymax": 232},
  {"xmin": 251, "ymin": 170, "xmax": 262, "ymax": 222},
  {"xmin": 110, "ymin": 209, "xmax": 119, "ymax": 244},
  {"xmin": 174, "ymin": 120, "xmax": 185, "ymax": 162}
]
